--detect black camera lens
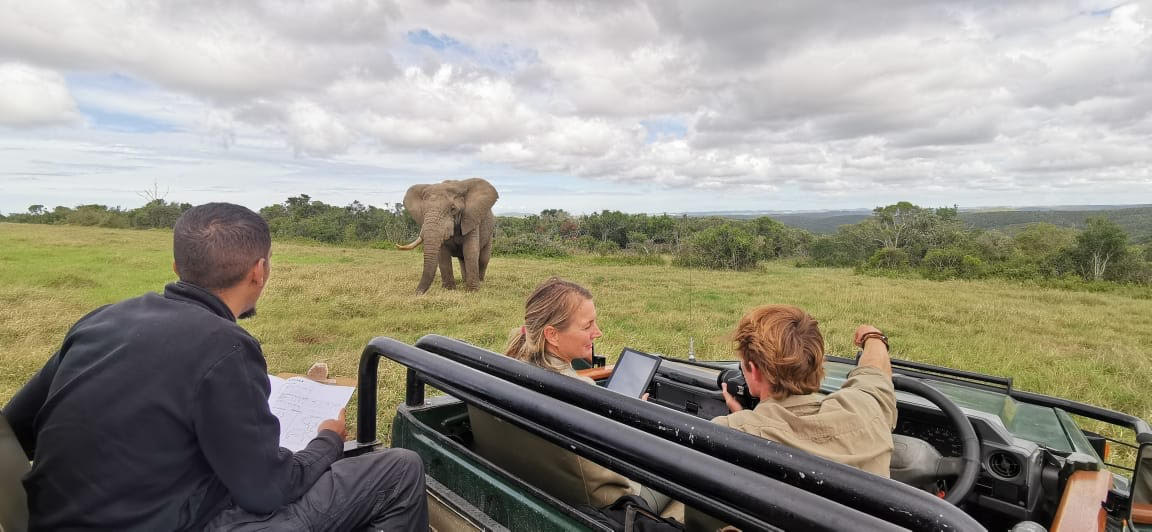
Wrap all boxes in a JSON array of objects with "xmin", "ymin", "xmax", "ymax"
[{"xmin": 718, "ymin": 368, "xmax": 758, "ymax": 410}]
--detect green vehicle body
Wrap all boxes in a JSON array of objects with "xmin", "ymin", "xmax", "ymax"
[{"xmin": 364, "ymin": 338, "xmax": 1151, "ymax": 531}]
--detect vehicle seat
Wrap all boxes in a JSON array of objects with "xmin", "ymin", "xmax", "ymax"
[
  {"xmin": 0, "ymin": 414, "xmax": 30, "ymax": 532},
  {"xmin": 467, "ymin": 405, "xmax": 633, "ymax": 508}
]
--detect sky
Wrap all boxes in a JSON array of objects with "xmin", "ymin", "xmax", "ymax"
[{"xmin": 1, "ymin": 0, "xmax": 1150, "ymax": 215}]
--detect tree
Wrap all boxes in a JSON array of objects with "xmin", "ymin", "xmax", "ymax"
[
  {"xmin": 871, "ymin": 202, "xmax": 927, "ymax": 249},
  {"xmin": 1014, "ymin": 223, "xmax": 1077, "ymax": 259},
  {"xmin": 28, "ymin": 205, "xmax": 46, "ymax": 216},
  {"xmin": 1074, "ymin": 217, "xmax": 1128, "ymax": 281}
]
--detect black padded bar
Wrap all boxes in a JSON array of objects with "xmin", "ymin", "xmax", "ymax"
[{"xmin": 415, "ymin": 334, "xmax": 985, "ymax": 532}]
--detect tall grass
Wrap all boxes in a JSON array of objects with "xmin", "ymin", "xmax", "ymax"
[{"xmin": 2, "ymin": 223, "xmax": 1150, "ymax": 443}]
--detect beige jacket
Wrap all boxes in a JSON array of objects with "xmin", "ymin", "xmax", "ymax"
[
  {"xmin": 712, "ymin": 366, "xmax": 898, "ymax": 477},
  {"xmin": 686, "ymin": 366, "xmax": 897, "ymax": 531}
]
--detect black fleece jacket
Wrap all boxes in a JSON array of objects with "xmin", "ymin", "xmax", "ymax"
[{"xmin": 2, "ymin": 282, "xmax": 344, "ymax": 531}]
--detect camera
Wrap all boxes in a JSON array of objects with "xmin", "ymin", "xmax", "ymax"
[{"xmin": 718, "ymin": 367, "xmax": 758, "ymax": 410}]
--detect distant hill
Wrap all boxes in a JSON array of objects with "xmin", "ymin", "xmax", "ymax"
[
  {"xmin": 684, "ymin": 204, "xmax": 1152, "ymax": 243},
  {"xmin": 960, "ymin": 205, "xmax": 1152, "ymax": 243}
]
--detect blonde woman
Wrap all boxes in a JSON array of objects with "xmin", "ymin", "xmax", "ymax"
[
  {"xmin": 470, "ymin": 277, "xmax": 677, "ymax": 518},
  {"xmin": 504, "ymin": 277, "xmax": 602, "ymax": 382}
]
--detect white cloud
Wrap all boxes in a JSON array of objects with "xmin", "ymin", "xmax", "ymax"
[
  {"xmin": 0, "ymin": 62, "xmax": 79, "ymax": 126},
  {"xmin": 1, "ymin": 0, "xmax": 1151, "ymax": 213}
]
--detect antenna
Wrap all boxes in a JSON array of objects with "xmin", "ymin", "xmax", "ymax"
[{"xmin": 688, "ymin": 337, "xmax": 696, "ymax": 361}]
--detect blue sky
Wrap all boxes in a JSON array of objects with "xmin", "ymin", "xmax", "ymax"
[{"xmin": 2, "ymin": 1, "xmax": 1151, "ymax": 215}]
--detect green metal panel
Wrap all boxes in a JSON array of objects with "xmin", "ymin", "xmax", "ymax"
[{"xmin": 391, "ymin": 399, "xmax": 599, "ymax": 531}]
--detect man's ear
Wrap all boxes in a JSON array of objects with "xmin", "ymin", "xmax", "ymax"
[
  {"xmin": 743, "ymin": 359, "xmax": 762, "ymax": 382},
  {"xmin": 250, "ymin": 258, "xmax": 268, "ymax": 288}
]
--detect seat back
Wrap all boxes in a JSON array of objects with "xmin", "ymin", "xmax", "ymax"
[
  {"xmin": 0, "ymin": 415, "xmax": 29, "ymax": 532},
  {"xmin": 467, "ymin": 405, "xmax": 632, "ymax": 508}
]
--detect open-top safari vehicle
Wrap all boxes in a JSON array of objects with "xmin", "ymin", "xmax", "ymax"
[{"xmin": 350, "ymin": 335, "xmax": 1152, "ymax": 532}]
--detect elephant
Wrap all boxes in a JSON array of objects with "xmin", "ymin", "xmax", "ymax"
[{"xmin": 397, "ymin": 178, "xmax": 499, "ymax": 294}]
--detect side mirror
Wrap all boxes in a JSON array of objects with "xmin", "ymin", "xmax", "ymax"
[{"xmin": 1132, "ymin": 437, "xmax": 1152, "ymax": 528}]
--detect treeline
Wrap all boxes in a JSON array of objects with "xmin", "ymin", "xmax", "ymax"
[
  {"xmin": 806, "ymin": 202, "xmax": 1152, "ymax": 285},
  {"xmin": 4, "ymin": 197, "xmax": 1151, "ymax": 287}
]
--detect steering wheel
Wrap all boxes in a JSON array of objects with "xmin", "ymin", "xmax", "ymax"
[{"xmin": 890, "ymin": 375, "xmax": 981, "ymax": 505}]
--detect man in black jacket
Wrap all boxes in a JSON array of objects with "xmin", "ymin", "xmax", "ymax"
[{"xmin": 2, "ymin": 203, "xmax": 427, "ymax": 531}]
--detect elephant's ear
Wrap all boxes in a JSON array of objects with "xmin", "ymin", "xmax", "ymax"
[
  {"xmin": 461, "ymin": 178, "xmax": 498, "ymax": 235},
  {"xmin": 403, "ymin": 184, "xmax": 429, "ymax": 226}
]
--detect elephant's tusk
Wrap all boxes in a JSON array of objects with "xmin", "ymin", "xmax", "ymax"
[{"xmin": 396, "ymin": 236, "xmax": 424, "ymax": 250}]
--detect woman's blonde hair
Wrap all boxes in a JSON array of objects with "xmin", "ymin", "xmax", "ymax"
[{"xmin": 505, "ymin": 277, "xmax": 593, "ymax": 370}]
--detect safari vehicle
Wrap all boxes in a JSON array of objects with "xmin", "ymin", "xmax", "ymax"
[{"xmin": 348, "ymin": 335, "xmax": 1152, "ymax": 532}]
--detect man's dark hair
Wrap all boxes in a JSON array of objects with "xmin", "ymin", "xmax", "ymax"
[{"xmin": 173, "ymin": 203, "xmax": 271, "ymax": 291}]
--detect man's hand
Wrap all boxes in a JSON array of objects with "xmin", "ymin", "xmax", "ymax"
[
  {"xmin": 853, "ymin": 324, "xmax": 893, "ymax": 378},
  {"xmin": 854, "ymin": 324, "xmax": 884, "ymax": 347},
  {"xmin": 722, "ymin": 382, "xmax": 744, "ymax": 413},
  {"xmin": 317, "ymin": 408, "xmax": 347, "ymax": 440}
]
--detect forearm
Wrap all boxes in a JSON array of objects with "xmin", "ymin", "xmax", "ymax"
[{"xmin": 857, "ymin": 338, "xmax": 892, "ymax": 378}]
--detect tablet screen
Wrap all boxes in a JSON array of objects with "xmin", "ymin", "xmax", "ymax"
[{"xmin": 605, "ymin": 348, "xmax": 661, "ymax": 398}]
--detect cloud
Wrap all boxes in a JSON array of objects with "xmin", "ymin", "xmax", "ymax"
[
  {"xmin": 1, "ymin": 0, "xmax": 1151, "ymax": 212},
  {"xmin": 0, "ymin": 63, "xmax": 80, "ymax": 126}
]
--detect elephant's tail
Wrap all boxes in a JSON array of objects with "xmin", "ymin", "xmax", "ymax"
[{"xmin": 396, "ymin": 236, "xmax": 423, "ymax": 250}]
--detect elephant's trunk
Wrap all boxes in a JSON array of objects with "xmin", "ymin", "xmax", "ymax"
[
  {"xmin": 415, "ymin": 239, "xmax": 440, "ymax": 294},
  {"xmin": 396, "ymin": 235, "xmax": 423, "ymax": 250}
]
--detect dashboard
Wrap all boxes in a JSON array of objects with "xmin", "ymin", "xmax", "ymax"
[{"xmin": 895, "ymin": 414, "xmax": 963, "ymax": 457}]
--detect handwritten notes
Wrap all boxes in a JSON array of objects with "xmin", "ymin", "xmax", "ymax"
[{"xmin": 267, "ymin": 375, "xmax": 355, "ymax": 452}]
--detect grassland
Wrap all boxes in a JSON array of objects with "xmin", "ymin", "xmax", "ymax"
[{"xmin": 2, "ymin": 223, "xmax": 1150, "ymax": 446}]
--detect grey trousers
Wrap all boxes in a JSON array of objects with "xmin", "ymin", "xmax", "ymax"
[{"xmin": 205, "ymin": 448, "xmax": 428, "ymax": 532}]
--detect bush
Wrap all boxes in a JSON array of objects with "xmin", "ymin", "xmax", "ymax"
[
  {"xmin": 573, "ymin": 235, "xmax": 598, "ymax": 252},
  {"xmin": 673, "ymin": 223, "xmax": 758, "ymax": 270},
  {"xmin": 64, "ymin": 205, "xmax": 129, "ymax": 228},
  {"xmin": 129, "ymin": 200, "xmax": 191, "ymax": 229},
  {"xmin": 920, "ymin": 248, "xmax": 987, "ymax": 280},
  {"xmin": 492, "ymin": 234, "xmax": 570, "ymax": 258},
  {"xmin": 588, "ymin": 253, "xmax": 665, "ymax": 266},
  {"xmin": 864, "ymin": 248, "xmax": 911, "ymax": 270},
  {"xmin": 593, "ymin": 240, "xmax": 620, "ymax": 255}
]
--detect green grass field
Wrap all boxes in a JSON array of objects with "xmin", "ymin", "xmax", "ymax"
[{"xmin": 2, "ymin": 222, "xmax": 1150, "ymax": 445}]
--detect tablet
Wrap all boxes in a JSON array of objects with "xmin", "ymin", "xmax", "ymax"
[{"xmin": 605, "ymin": 348, "xmax": 662, "ymax": 398}]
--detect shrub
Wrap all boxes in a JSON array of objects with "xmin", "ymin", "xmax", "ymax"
[
  {"xmin": 573, "ymin": 235, "xmax": 598, "ymax": 252},
  {"xmin": 864, "ymin": 248, "xmax": 911, "ymax": 270},
  {"xmin": 492, "ymin": 234, "xmax": 570, "ymax": 258},
  {"xmin": 129, "ymin": 200, "xmax": 192, "ymax": 229},
  {"xmin": 588, "ymin": 253, "xmax": 665, "ymax": 266},
  {"xmin": 673, "ymin": 223, "xmax": 758, "ymax": 270},
  {"xmin": 920, "ymin": 248, "xmax": 987, "ymax": 280},
  {"xmin": 64, "ymin": 205, "xmax": 129, "ymax": 228},
  {"xmin": 593, "ymin": 240, "xmax": 620, "ymax": 255}
]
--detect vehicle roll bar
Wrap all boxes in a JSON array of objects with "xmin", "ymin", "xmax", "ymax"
[
  {"xmin": 357, "ymin": 336, "xmax": 909, "ymax": 532},
  {"xmin": 412, "ymin": 334, "xmax": 985, "ymax": 532}
]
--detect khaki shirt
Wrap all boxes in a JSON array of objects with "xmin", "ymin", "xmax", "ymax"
[{"xmin": 711, "ymin": 366, "xmax": 898, "ymax": 477}]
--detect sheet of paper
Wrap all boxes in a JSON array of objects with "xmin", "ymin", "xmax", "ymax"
[{"xmin": 266, "ymin": 375, "xmax": 355, "ymax": 452}]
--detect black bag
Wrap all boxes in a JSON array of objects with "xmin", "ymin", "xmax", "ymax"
[{"xmin": 580, "ymin": 495, "xmax": 685, "ymax": 532}]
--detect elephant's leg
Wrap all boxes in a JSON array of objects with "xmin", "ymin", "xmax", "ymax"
[
  {"xmin": 462, "ymin": 234, "xmax": 481, "ymax": 290},
  {"xmin": 478, "ymin": 243, "xmax": 491, "ymax": 282},
  {"xmin": 439, "ymin": 247, "xmax": 456, "ymax": 290}
]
